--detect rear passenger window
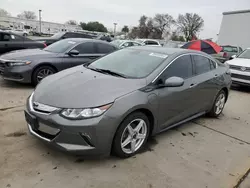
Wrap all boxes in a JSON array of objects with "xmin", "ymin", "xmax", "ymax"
[
  {"xmin": 96, "ymin": 43, "xmax": 115, "ymax": 53},
  {"xmin": 192, "ymin": 55, "xmax": 212, "ymax": 75},
  {"xmin": 161, "ymin": 55, "xmax": 193, "ymax": 80}
]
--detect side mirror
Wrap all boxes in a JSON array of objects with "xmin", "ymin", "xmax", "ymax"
[
  {"xmin": 68, "ymin": 50, "xmax": 79, "ymax": 56},
  {"xmin": 164, "ymin": 76, "xmax": 184, "ymax": 87},
  {"xmin": 231, "ymin": 55, "xmax": 236, "ymax": 59}
]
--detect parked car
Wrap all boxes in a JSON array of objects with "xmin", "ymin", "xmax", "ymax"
[
  {"xmin": 111, "ymin": 40, "xmax": 142, "ymax": 49},
  {"xmin": 135, "ymin": 39, "xmax": 161, "ymax": 46},
  {"xmin": 24, "ymin": 46, "xmax": 231, "ymax": 158},
  {"xmin": 0, "ymin": 31, "xmax": 46, "ymax": 55},
  {"xmin": 96, "ymin": 34, "xmax": 112, "ymax": 42},
  {"xmin": 212, "ymin": 45, "xmax": 243, "ymax": 63},
  {"xmin": 35, "ymin": 32, "xmax": 93, "ymax": 46},
  {"xmin": 10, "ymin": 29, "xmax": 29, "ymax": 37},
  {"xmin": 0, "ymin": 38, "xmax": 118, "ymax": 85},
  {"xmin": 225, "ymin": 48, "xmax": 250, "ymax": 86}
]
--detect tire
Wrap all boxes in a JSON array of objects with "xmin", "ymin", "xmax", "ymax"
[
  {"xmin": 23, "ymin": 33, "xmax": 28, "ymax": 37},
  {"xmin": 208, "ymin": 90, "xmax": 226, "ymax": 117},
  {"xmin": 32, "ymin": 66, "xmax": 56, "ymax": 86},
  {"xmin": 112, "ymin": 112, "xmax": 150, "ymax": 158}
]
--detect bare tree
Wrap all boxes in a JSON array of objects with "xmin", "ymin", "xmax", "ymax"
[
  {"xmin": 17, "ymin": 11, "xmax": 37, "ymax": 20},
  {"xmin": 65, "ymin": 20, "xmax": 78, "ymax": 25},
  {"xmin": 153, "ymin": 14, "xmax": 175, "ymax": 38},
  {"xmin": 176, "ymin": 13, "xmax": 204, "ymax": 41},
  {"xmin": 0, "ymin": 8, "xmax": 11, "ymax": 17}
]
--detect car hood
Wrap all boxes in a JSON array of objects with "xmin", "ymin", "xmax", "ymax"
[
  {"xmin": 33, "ymin": 66, "xmax": 146, "ymax": 108},
  {"xmin": 227, "ymin": 58, "xmax": 250, "ymax": 67},
  {"xmin": 0, "ymin": 49, "xmax": 57, "ymax": 60}
]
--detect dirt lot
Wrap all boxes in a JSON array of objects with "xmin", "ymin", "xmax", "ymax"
[{"xmin": 1, "ymin": 78, "xmax": 250, "ymax": 188}]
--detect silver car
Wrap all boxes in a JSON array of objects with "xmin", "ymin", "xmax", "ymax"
[
  {"xmin": 111, "ymin": 40, "xmax": 142, "ymax": 49},
  {"xmin": 24, "ymin": 47, "xmax": 231, "ymax": 158}
]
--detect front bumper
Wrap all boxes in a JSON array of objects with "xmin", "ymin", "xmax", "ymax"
[
  {"xmin": 0, "ymin": 64, "xmax": 32, "ymax": 83},
  {"xmin": 230, "ymin": 69, "xmax": 250, "ymax": 86},
  {"xmin": 24, "ymin": 95, "xmax": 119, "ymax": 156}
]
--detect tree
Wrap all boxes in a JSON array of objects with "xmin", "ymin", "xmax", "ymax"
[
  {"xmin": 17, "ymin": 11, "xmax": 37, "ymax": 20},
  {"xmin": 65, "ymin": 20, "xmax": 78, "ymax": 25},
  {"xmin": 128, "ymin": 27, "xmax": 138, "ymax": 39},
  {"xmin": 0, "ymin": 8, "xmax": 11, "ymax": 17},
  {"xmin": 121, "ymin": 25, "xmax": 129, "ymax": 33},
  {"xmin": 153, "ymin": 14, "xmax": 175, "ymax": 38},
  {"xmin": 80, "ymin": 21, "xmax": 107, "ymax": 32},
  {"xmin": 176, "ymin": 13, "xmax": 204, "ymax": 41},
  {"xmin": 171, "ymin": 32, "xmax": 185, "ymax": 42}
]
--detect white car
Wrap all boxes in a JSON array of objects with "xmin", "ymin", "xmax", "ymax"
[
  {"xmin": 9, "ymin": 29, "xmax": 29, "ymax": 37},
  {"xmin": 226, "ymin": 48, "xmax": 250, "ymax": 86},
  {"xmin": 135, "ymin": 39, "xmax": 161, "ymax": 46},
  {"xmin": 111, "ymin": 40, "xmax": 142, "ymax": 49}
]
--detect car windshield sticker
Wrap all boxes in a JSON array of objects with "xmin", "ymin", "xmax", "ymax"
[
  {"xmin": 68, "ymin": 41, "xmax": 76, "ymax": 44},
  {"xmin": 149, "ymin": 53, "xmax": 168, "ymax": 58}
]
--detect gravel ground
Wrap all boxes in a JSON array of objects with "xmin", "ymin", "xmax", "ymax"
[{"xmin": 1, "ymin": 78, "xmax": 250, "ymax": 188}]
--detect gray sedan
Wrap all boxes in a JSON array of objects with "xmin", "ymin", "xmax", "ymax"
[
  {"xmin": 0, "ymin": 38, "xmax": 117, "ymax": 85},
  {"xmin": 24, "ymin": 47, "xmax": 231, "ymax": 158}
]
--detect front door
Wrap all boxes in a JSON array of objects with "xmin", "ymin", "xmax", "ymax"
[
  {"xmin": 156, "ymin": 55, "xmax": 199, "ymax": 129},
  {"xmin": 62, "ymin": 42, "xmax": 102, "ymax": 70}
]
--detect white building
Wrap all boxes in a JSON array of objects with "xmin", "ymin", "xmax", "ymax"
[
  {"xmin": 217, "ymin": 9, "xmax": 250, "ymax": 49},
  {"xmin": 0, "ymin": 16, "xmax": 82, "ymax": 34}
]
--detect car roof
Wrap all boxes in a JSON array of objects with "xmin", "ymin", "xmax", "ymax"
[
  {"xmin": 62, "ymin": 38, "xmax": 117, "ymax": 47},
  {"xmin": 129, "ymin": 46, "xmax": 202, "ymax": 55}
]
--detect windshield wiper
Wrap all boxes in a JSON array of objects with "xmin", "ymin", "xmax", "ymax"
[{"xmin": 86, "ymin": 66, "xmax": 127, "ymax": 78}]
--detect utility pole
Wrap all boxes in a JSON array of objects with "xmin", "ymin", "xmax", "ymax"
[
  {"xmin": 39, "ymin": 10, "xmax": 42, "ymax": 35},
  {"xmin": 113, "ymin": 23, "xmax": 117, "ymax": 36}
]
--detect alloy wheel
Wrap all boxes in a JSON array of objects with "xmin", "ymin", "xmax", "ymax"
[
  {"xmin": 215, "ymin": 93, "xmax": 225, "ymax": 115},
  {"xmin": 120, "ymin": 119, "xmax": 147, "ymax": 154},
  {"xmin": 36, "ymin": 68, "xmax": 54, "ymax": 82}
]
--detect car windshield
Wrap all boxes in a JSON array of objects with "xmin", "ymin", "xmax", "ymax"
[
  {"xmin": 50, "ymin": 32, "xmax": 65, "ymax": 39},
  {"xmin": 89, "ymin": 48, "xmax": 168, "ymax": 78},
  {"xmin": 43, "ymin": 40, "xmax": 76, "ymax": 53},
  {"xmin": 222, "ymin": 46, "xmax": 237, "ymax": 52},
  {"xmin": 111, "ymin": 40, "xmax": 124, "ymax": 46},
  {"xmin": 237, "ymin": 49, "xmax": 250, "ymax": 59}
]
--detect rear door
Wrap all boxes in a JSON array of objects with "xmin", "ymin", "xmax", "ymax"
[
  {"xmin": 191, "ymin": 54, "xmax": 219, "ymax": 112},
  {"xmin": 62, "ymin": 42, "xmax": 98, "ymax": 69},
  {"xmin": 96, "ymin": 42, "xmax": 117, "ymax": 55},
  {"xmin": 156, "ymin": 55, "xmax": 199, "ymax": 129}
]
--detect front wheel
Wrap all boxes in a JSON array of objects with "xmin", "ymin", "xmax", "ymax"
[
  {"xmin": 32, "ymin": 66, "xmax": 56, "ymax": 86},
  {"xmin": 112, "ymin": 112, "xmax": 150, "ymax": 158},
  {"xmin": 208, "ymin": 90, "xmax": 226, "ymax": 117}
]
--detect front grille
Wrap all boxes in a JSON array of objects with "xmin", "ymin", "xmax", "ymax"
[
  {"xmin": 231, "ymin": 73, "xmax": 250, "ymax": 81},
  {"xmin": 230, "ymin": 65, "xmax": 250, "ymax": 72}
]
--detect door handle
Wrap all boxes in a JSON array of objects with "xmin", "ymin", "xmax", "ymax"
[{"xmin": 189, "ymin": 83, "xmax": 197, "ymax": 88}]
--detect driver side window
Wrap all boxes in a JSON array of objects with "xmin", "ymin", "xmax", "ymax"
[
  {"xmin": 73, "ymin": 42, "xmax": 96, "ymax": 54},
  {"xmin": 159, "ymin": 55, "xmax": 193, "ymax": 83}
]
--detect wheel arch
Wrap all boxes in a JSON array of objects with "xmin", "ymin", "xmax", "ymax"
[
  {"xmin": 31, "ymin": 63, "xmax": 58, "ymax": 79},
  {"xmin": 221, "ymin": 87, "xmax": 229, "ymax": 102}
]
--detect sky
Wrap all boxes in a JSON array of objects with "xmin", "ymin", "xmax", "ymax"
[{"xmin": 1, "ymin": 0, "xmax": 250, "ymax": 40}]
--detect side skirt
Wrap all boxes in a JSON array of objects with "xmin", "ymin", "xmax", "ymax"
[{"xmin": 159, "ymin": 111, "xmax": 206, "ymax": 134}]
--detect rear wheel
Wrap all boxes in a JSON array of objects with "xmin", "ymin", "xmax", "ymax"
[
  {"xmin": 208, "ymin": 90, "xmax": 226, "ymax": 117},
  {"xmin": 112, "ymin": 112, "xmax": 150, "ymax": 158},
  {"xmin": 32, "ymin": 66, "xmax": 56, "ymax": 86}
]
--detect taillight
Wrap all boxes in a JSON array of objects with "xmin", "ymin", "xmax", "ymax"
[
  {"xmin": 223, "ymin": 52, "xmax": 228, "ymax": 58},
  {"xmin": 43, "ymin": 43, "xmax": 47, "ymax": 47}
]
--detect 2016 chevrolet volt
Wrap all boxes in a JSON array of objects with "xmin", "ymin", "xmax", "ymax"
[{"xmin": 24, "ymin": 46, "xmax": 231, "ymax": 158}]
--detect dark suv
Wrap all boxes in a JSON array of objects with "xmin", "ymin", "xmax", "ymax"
[{"xmin": 36, "ymin": 32, "xmax": 93, "ymax": 46}]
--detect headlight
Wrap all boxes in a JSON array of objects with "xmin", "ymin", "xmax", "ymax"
[
  {"xmin": 60, "ymin": 103, "xmax": 112, "ymax": 119},
  {"xmin": 7, "ymin": 60, "xmax": 31, "ymax": 66}
]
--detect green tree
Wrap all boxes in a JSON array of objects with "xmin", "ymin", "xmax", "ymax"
[
  {"xmin": 121, "ymin": 25, "xmax": 129, "ymax": 33},
  {"xmin": 17, "ymin": 11, "xmax": 37, "ymax": 20},
  {"xmin": 176, "ymin": 13, "xmax": 204, "ymax": 41},
  {"xmin": 80, "ymin": 21, "xmax": 107, "ymax": 32}
]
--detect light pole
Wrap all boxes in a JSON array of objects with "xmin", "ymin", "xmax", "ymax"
[
  {"xmin": 113, "ymin": 23, "xmax": 117, "ymax": 36},
  {"xmin": 39, "ymin": 10, "xmax": 42, "ymax": 35}
]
